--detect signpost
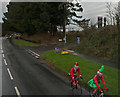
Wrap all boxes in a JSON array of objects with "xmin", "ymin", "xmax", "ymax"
[
  {"xmin": 104, "ymin": 17, "xmax": 106, "ymax": 27},
  {"xmin": 77, "ymin": 36, "xmax": 80, "ymax": 44},
  {"xmin": 98, "ymin": 17, "xmax": 102, "ymax": 28}
]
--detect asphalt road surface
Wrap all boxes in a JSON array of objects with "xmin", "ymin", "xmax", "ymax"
[
  {"xmin": 1, "ymin": 37, "xmax": 90, "ymax": 97},
  {"xmin": 0, "ymin": 37, "xmax": 2, "ymax": 97}
]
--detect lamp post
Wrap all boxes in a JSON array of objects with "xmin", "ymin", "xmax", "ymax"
[
  {"xmin": 63, "ymin": 3, "xmax": 66, "ymax": 44},
  {"xmin": 65, "ymin": 21, "xmax": 66, "ymax": 44}
]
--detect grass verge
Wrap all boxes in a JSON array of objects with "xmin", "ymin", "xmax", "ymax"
[
  {"xmin": 41, "ymin": 50, "xmax": 118, "ymax": 95},
  {"xmin": 12, "ymin": 39, "xmax": 40, "ymax": 46}
]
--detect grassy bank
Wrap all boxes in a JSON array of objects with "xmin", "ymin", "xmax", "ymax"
[
  {"xmin": 41, "ymin": 50, "xmax": 118, "ymax": 95},
  {"xmin": 12, "ymin": 39, "xmax": 40, "ymax": 46}
]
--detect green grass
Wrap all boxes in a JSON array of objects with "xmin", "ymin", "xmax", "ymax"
[
  {"xmin": 13, "ymin": 39, "xmax": 40, "ymax": 46},
  {"xmin": 41, "ymin": 50, "xmax": 119, "ymax": 95}
]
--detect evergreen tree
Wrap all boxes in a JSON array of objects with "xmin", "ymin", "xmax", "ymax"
[{"xmin": 2, "ymin": 2, "xmax": 86, "ymax": 36}]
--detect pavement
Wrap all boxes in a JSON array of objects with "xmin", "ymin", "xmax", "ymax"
[
  {"xmin": 0, "ymin": 37, "xmax": 2, "ymax": 97},
  {"xmin": 1, "ymin": 37, "xmax": 90, "ymax": 97},
  {"xmin": 67, "ymin": 50, "xmax": 118, "ymax": 69}
]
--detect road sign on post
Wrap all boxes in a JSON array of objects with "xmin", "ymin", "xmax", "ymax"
[
  {"xmin": 104, "ymin": 17, "xmax": 106, "ymax": 27},
  {"xmin": 98, "ymin": 17, "xmax": 102, "ymax": 28},
  {"xmin": 65, "ymin": 33, "xmax": 66, "ymax": 44},
  {"xmin": 63, "ymin": 37, "xmax": 66, "ymax": 41},
  {"xmin": 77, "ymin": 37, "xmax": 80, "ymax": 44}
]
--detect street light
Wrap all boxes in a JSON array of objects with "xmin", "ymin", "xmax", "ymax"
[
  {"xmin": 65, "ymin": 21, "xmax": 66, "ymax": 44},
  {"xmin": 62, "ymin": 3, "xmax": 67, "ymax": 44}
]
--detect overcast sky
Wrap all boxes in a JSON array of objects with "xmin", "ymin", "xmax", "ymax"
[{"xmin": 0, "ymin": 0, "xmax": 119, "ymax": 30}]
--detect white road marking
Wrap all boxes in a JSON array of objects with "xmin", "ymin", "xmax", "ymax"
[
  {"xmin": 0, "ymin": 47, "xmax": 2, "ymax": 50},
  {"xmin": 28, "ymin": 49, "xmax": 40, "ymax": 57},
  {"xmin": 26, "ymin": 50, "xmax": 31, "ymax": 54},
  {"xmin": 26, "ymin": 50, "xmax": 34, "ymax": 56},
  {"xmin": 28, "ymin": 51, "xmax": 31, "ymax": 54},
  {"xmin": 33, "ymin": 52, "xmax": 40, "ymax": 57},
  {"xmin": 14, "ymin": 86, "xmax": 21, "ymax": 97},
  {"xmin": 27, "ymin": 49, "xmax": 32, "ymax": 54},
  {"xmin": 67, "ymin": 50, "xmax": 75, "ymax": 53},
  {"xmin": 7, "ymin": 68, "xmax": 13, "ymax": 80},
  {"xmin": 31, "ymin": 50, "xmax": 40, "ymax": 57},
  {"xmin": 73, "ymin": 53, "xmax": 78, "ymax": 56},
  {"xmin": 31, "ymin": 53, "xmax": 35, "ymax": 56},
  {"xmin": 35, "ymin": 56, "xmax": 39, "ymax": 59},
  {"xmin": 4, "ymin": 59, "xmax": 7, "ymax": 65},
  {"xmin": 2, "ymin": 54, "xmax": 5, "ymax": 58},
  {"xmin": 1, "ymin": 50, "xmax": 3, "ymax": 53}
]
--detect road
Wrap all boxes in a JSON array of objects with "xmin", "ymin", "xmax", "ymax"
[
  {"xmin": 1, "ymin": 37, "xmax": 89, "ymax": 97},
  {"xmin": 0, "ymin": 37, "xmax": 2, "ymax": 97}
]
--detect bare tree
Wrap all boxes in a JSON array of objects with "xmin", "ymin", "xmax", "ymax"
[
  {"xmin": 106, "ymin": 2, "xmax": 114, "ymax": 25},
  {"xmin": 106, "ymin": 2, "xmax": 120, "ymax": 26},
  {"xmin": 114, "ymin": 1, "xmax": 120, "ymax": 27},
  {"xmin": 117, "ymin": 2, "xmax": 120, "ymax": 26},
  {"xmin": 117, "ymin": 2, "xmax": 120, "ymax": 30}
]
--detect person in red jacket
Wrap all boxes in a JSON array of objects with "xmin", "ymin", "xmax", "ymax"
[
  {"xmin": 69, "ymin": 62, "xmax": 83, "ymax": 86},
  {"xmin": 88, "ymin": 65, "xmax": 108, "ymax": 96}
]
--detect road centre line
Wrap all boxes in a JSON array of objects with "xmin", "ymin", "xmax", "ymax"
[
  {"xmin": 14, "ymin": 86, "xmax": 21, "ymax": 97},
  {"xmin": 1, "ymin": 49, "xmax": 3, "ymax": 53},
  {"xmin": 7, "ymin": 68, "xmax": 13, "ymax": 80},
  {"xmin": 2, "ymin": 54, "xmax": 5, "ymax": 58},
  {"xmin": 4, "ymin": 59, "xmax": 8, "ymax": 65}
]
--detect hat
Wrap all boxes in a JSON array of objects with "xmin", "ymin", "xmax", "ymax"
[
  {"xmin": 75, "ymin": 62, "xmax": 79, "ymax": 68},
  {"xmin": 97, "ymin": 65, "xmax": 104, "ymax": 75}
]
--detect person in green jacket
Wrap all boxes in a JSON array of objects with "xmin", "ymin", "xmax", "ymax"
[{"xmin": 88, "ymin": 65, "xmax": 108, "ymax": 96}]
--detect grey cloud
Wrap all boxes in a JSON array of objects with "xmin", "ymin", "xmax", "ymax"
[{"xmin": 0, "ymin": 2, "xmax": 9, "ymax": 22}]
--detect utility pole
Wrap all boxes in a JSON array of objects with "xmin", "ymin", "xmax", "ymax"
[
  {"xmin": 63, "ymin": 3, "xmax": 66, "ymax": 44},
  {"xmin": 98, "ymin": 17, "xmax": 102, "ymax": 28},
  {"xmin": 65, "ymin": 21, "xmax": 66, "ymax": 44},
  {"xmin": 104, "ymin": 17, "xmax": 106, "ymax": 27}
]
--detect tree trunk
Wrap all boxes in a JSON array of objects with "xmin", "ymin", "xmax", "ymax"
[
  {"xmin": 63, "ymin": 20, "xmax": 65, "ymax": 36},
  {"xmin": 52, "ymin": 26, "xmax": 57, "ymax": 36}
]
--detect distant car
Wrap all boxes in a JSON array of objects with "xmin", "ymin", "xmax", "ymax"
[
  {"xmin": 61, "ymin": 50, "xmax": 69, "ymax": 55},
  {"xmin": 14, "ymin": 33, "xmax": 21, "ymax": 39},
  {"xmin": 6, "ymin": 35, "xmax": 11, "ymax": 39}
]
